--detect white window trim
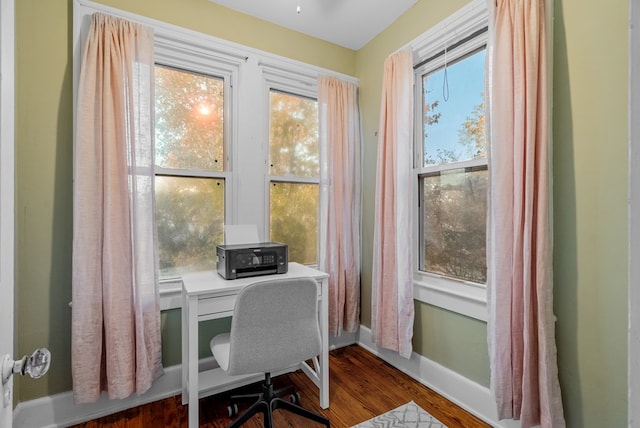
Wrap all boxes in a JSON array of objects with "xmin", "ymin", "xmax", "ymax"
[
  {"xmin": 73, "ymin": 0, "xmax": 356, "ymax": 311},
  {"xmin": 408, "ymin": 0, "xmax": 489, "ymax": 322}
]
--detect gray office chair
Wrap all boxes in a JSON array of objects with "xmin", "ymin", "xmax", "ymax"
[{"xmin": 210, "ymin": 277, "xmax": 331, "ymax": 428}]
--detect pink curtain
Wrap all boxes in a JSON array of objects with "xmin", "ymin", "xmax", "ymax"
[
  {"xmin": 486, "ymin": 0, "xmax": 565, "ymax": 426},
  {"xmin": 318, "ymin": 76, "xmax": 361, "ymax": 335},
  {"xmin": 72, "ymin": 13, "xmax": 163, "ymax": 403},
  {"xmin": 371, "ymin": 49, "xmax": 414, "ymax": 358}
]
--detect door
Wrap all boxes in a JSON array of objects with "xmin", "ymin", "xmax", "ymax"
[{"xmin": 0, "ymin": 0, "xmax": 15, "ymax": 426}]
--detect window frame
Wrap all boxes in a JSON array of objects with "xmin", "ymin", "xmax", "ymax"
[
  {"xmin": 410, "ymin": 0, "xmax": 489, "ymax": 321},
  {"xmin": 152, "ymin": 64, "xmax": 233, "ymax": 281}
]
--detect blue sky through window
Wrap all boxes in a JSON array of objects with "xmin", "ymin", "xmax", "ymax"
[{"xmin": 423, "ymin": 48, "xmax": 486, "ymax": 165}]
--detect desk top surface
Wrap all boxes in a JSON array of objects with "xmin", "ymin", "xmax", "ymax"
[{"xmin": 182, "ymin": 262, "xmax": 328, "ymax": 297}]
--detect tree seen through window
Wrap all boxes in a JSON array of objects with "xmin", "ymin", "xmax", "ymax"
[
  {"xmin": 420, "ymin": 47, "xmax": 487, "ymax": 284},
  {"xmin": 154, "ymin": 65, "xmax": 225, "ymax": 278},
  {"xmin": 269, "ymin": 90, "xmax": 319, "ymax": 265}
]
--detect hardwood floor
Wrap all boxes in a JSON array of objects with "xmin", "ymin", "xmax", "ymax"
[{"xmin": 71, "ymin": 345, "xmax": 490, "ymax": 427}]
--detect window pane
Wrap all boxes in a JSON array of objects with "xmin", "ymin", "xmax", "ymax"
[
  {"xmin": 155, "ymin": 65, "xmax": 224, "ymax": 171},
  {"xmin": 421, "ymin": 166, "xmax": 487, "ymax": 283},
  {"xmin": 155, "ymin": 176, "xmax": 224, "ymax": 278},
  {"xmin": 422, "ymin": 48, "xmax": 486, "ymax": 166},
  {"xmin": 269, "ymin": 91, "xmax": 319, "ymax": 178},
  {"xmin": 270, "ymin": 182, "xmax": 318, "ymax": 265}
]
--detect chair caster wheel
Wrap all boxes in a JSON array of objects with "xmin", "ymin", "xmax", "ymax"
[
  {"xmin": 289, "ymin": 392, "xmax": 300, "ymax": 404},
  {"xmin": 227, "ymin": 403, "xmax": 239, "ymax": 417}
]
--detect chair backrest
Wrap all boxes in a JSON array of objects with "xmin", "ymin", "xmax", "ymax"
[{"xmin": 225, "ymin": 277, "xmax": 322, "ymax": 376}]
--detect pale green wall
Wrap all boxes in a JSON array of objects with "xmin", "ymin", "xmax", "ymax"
[
  {"xmin": 552, "ymin": 0, "xmax": 628, "ymax": 425},
  {"xmin": 356, "ymin": 0, "xmax": 629, "ymax": 427},
  {"xmin": 15, "ymin": 0, "xmax": 630, "ymax": 426},
  {"xmin": 14, "ymin": 0, "xmax": 355, "ymax": 402}
]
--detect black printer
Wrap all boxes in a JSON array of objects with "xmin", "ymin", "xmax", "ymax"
[{"xmin": 216, "ymin": 242, "xmax": 288, "ymax": 279}]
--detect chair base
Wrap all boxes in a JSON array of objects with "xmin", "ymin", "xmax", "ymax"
[{"xmin": 226, "ymin": 372, "xmax": 330, "ymax": 428}]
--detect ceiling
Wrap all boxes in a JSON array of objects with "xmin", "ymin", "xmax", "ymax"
[{"xmin": 208, "ymin": 0, "xmax": 419, "ymax": 50}]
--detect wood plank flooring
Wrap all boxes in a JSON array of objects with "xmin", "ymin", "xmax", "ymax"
[{"xmin": 71, "ymin": 345, "xmax": 490, "ymax": 427}]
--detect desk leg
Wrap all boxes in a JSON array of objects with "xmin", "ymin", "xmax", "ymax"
[
  {"xmin": 187, "ymin": 295, "xmax": 199, "ymax": 428},
  {"xmin": 181, "ymin": 290, "xmax": 188, "ymax": 405},
  {"xmin": 320, "ymin": 278, "xmax": 329, "ymax": 409}
]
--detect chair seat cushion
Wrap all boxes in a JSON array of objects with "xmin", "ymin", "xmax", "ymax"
[{"xmin": 210, "ymin": 333, "xmax": 231, "ymax": 371}]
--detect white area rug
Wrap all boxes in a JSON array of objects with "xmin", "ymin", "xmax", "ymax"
[{"xmin": 351, "ymin": 401, "xmax": 447, "ymax": 428}]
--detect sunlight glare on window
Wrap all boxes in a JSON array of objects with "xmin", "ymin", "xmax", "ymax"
[
  {"xmin": 155, "ymin": 65, "xmax": 225, "ymax": 171},
  {"xmin": 197, "ymin": 104, "xmax": 212, "ymax": 116},
  {"xmin": 154, "ymin": 65, "xmax": 227, "ymax": 279}
]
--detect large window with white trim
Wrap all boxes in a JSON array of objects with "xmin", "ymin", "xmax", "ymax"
[{"xmin": 410, "ymin": 0, "xmax": 489, "ymax": 320}]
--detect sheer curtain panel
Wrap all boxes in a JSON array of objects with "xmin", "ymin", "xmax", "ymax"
[
  {"xmin": 318, "ymin": 76, "xmax": 361, "ymax": 335},
  {"xmin": 371, "ymin": 49, "xmax": 414, "ymax": 358},
  {"xmin": 72, "ymin": 12, "xmax": 163, "ymax": 403},
  {"xmin": 486, "ymin": 0, "xmax": 565, "ymax": 426}
]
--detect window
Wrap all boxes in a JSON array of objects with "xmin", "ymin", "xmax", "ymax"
[
  {"xmin": 411, "ymin": 0, "xmax": 488, "ymax": 321},
  {"xmin": 154, "ymin": 65, "xmax": 228, "ymax": 278},
  {"xmin": 268, "ymin": 90, "xmax": 319, "ymax": 265},
  {"xmin": 417, "ymin": 48, "xmax": 487, "ymax": 284}
]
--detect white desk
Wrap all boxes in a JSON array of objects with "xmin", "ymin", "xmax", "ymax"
[{"xmin": 181, "ymin": 262, "xmax": 330, "ymax": 428}]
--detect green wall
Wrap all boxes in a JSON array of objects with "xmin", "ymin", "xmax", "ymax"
[
  {"xmin": 552, "ymin": 0, "xmax": 628, "ymax": 425},
  {"xmin": 356, "ymin": 0, "xmax": 629, "ymax": 427},
  {"xmin": 15, "ymin": 0, "xmax": 630, "ymax": 426}
]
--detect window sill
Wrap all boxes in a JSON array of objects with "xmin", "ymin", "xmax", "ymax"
[
  {"xmin": 159, "ymin": 279, "xmax": 183, "ymax": 311},
  {"xmin": 413, "ymin": 272, "xmax": 487, "ymax": 322},
  {"xmin": 160, "ymin": 273, "xmax": 489, "ymax": 321}
]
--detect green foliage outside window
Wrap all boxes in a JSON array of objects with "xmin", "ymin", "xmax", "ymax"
[
  {"xmin": 154, "ymin": 66, "xmax": 225, "ymax": 278},
  {"xmin": 420, "ymin": 48, "xmax": 487, "ymax": 284},
  {"xmin": 155, "ymin": 65, "xmax": 224, "ymax": 171},
  {"xmin": 153, "ymin": 69, "xmax": 321, "ymax": 275},
  {"xmin": 155, "ymin": 176, "xmax": 224, "ymax": 277},
  {"xmin": 422, "ymin": 168, "xmax": 487, "ymax": 283},
  {"xmin": 270, "ymin": 182, "xmax": 318, "ymax": 265},
  {"xmin": 269, "ymin": 91, "xmax": 319, "ymax": 265}
]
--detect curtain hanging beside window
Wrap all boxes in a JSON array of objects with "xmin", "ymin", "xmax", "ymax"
[
  {"xmin": 486, "ymin": 0, "xmax": 565, "ymax": 426},
  {"xmin": 371, "ymin": 48, "xmax": 414, "ymax": 358},
  {"xmin": 318, "ymin": 76, "xmax": 361, "ymax": 335},
  {"xmin": 72, "ymin": 12, "xmax": 163, "ymax": 403}
]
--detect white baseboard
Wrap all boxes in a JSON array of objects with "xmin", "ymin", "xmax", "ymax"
[
  {"xmin": 357, "ymin": 326, "xmax": 519, "ymax": 428},
  {"xmin": 329, "ymin": 330, "xmax": 358, "ymax": 350},
  {"xmin": 14, "ymin": 329, "xmax": 518, "ymax": 428}
]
